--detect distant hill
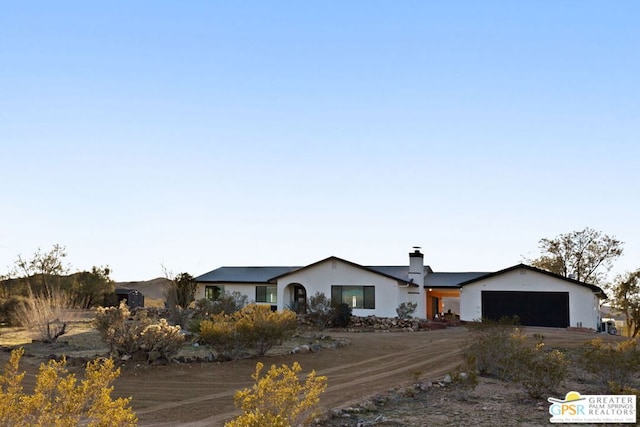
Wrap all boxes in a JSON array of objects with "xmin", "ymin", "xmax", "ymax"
[{"xmin": 115, "ymin": 277, "xmax": 171, "ymax": 301}]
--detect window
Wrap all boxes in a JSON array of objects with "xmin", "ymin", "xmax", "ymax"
[
  {"xmin": 256, "ymin": 285, "xmax": 277, "ymax": 303},
  {"xmin": 205, "ymin": 285, "xmax": 224, "ymax": 301},
  {"xmin": 331, "ymin": 286, "xmax": 375, "ymax": 309}
]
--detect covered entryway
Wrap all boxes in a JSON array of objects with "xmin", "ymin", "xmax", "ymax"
[
  {"xmin": 426, "ymin": 288, "xmax": 460, "ymax": 320},
  {"xmin": 481, "ymin": 291, "xmax": 569, "ymax": 327}
]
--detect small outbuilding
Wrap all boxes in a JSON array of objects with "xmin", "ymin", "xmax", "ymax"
[{"xmin": 114, "ymin": 288, "xmax": 145, "ymax": 309}]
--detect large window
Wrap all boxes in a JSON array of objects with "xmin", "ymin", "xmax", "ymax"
[
  {"xmin": 256, "ymin": 285, "xmax": 277, "ymax": 304},
  {"xmin": 205, "ymin": 285, "xmax": 224, "ymax": 301},
  {"xmin": 331, "ymin": 286, "xmax": 375, "ymax": 309}
]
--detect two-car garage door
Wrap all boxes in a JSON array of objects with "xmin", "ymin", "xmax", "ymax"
[{"xmin": 481, "ymin": 291, "xmax": 569, "ymax": 328}]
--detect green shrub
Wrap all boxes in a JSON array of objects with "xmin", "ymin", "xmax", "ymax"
[
  {"xmin": 396, "ymin": 302, "xmax": 417, "ymax": 320},
  {"xmin": 0, "ymin": 297, "xmax": 25, "ymax": 326},
  {"xmin": 305, "ymin": 292, "xmax": 333, "ymax": 329},
  {"xmin": 331, "ymin": 303, "xmax": 352, "ymax": 328}
]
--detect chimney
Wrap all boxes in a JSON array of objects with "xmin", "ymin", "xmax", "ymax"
[{"xmin": 408, "ymin": 246, "xmax": 424, "ymax": 285}]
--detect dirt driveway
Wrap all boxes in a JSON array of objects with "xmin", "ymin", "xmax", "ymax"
[
  {"xmin": 112, "ymin": 328, "xmax": 469, "ymax": 426},
  {"xmin": 1, "ymin": 326, "xmax": 616, "ymax": 426}
]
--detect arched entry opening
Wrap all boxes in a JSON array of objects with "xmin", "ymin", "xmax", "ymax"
[{"xmin": 285, "ymin": 283, "xmax": 307, "ymax": 314}]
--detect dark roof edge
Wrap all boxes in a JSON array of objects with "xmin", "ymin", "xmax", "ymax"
[
  {"xmin": 457, "ymin": 263, "xmax": 607, "ymax": 298},
  {"xmin": 268, "ymin": 256, "xmax": 412, "ymax": 285}
]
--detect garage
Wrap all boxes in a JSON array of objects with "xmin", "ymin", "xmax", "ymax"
[
  {"xmin": 459, "ymin": 264, "xmax": 604, "ymax": 330},
  {"xmin": 481, "ymin": 290, "xmax": 569, "ymax": 328}
]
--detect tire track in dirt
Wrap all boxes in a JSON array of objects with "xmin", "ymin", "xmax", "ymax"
[{"xmin": 131, "ymin": 329, "xmax": 470, "ymax": 426}]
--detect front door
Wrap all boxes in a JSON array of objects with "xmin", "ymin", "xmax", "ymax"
[{"xmin": 293, "ymin": 285, "xmax": 307, "ymax": 314}]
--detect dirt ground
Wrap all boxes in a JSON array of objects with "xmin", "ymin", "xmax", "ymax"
[{"xmin": 0, "ymin": 325, "xmax": 627, "ymax": 426}]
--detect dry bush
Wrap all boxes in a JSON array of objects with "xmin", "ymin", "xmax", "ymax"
[
  {"xmin": 225, "ymin": 361, "xmax": 327, "ymax": 427},
  {"xmin": 94, "ymin": 302, "xmax": 184, "ymax": 361},
  {"xmin": 13, "ymin": 290, "xmax": 81, "ymax": 343},
  {"xmin": 464, "ymin": 318, "xmax": 524, "ymax": 380},
  {"xmin": 582, "ymin": 338, "xmax": 640, "ymax": 391},
  {"xmin": 0, "ymin": 348, "xmax": 137, "ymax": 426},
  {"xmin": 464, "ymin": 319, "xmax": 568, "ymax": 398},
  {"xmin": 517, "ymin": 343, "xmax": 569, "ymax": 398},
  {"xmin": 139, "ymin": 318, "xmax": 185, "ymax": 361}
]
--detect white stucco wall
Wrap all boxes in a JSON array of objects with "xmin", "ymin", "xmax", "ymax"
[
  {"xmin": 459, "ymin": 268, "xmax": 600, "ymax": 329},
  {"xmin": 195, "ymin": 282, "xmax": 266, "ymax": 304},
  {"xmin": 275, "ymin": 259, "xmax": 401, "ymax": 317}
]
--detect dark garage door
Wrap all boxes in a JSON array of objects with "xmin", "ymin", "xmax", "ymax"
[{"xmin": 481, "ymin": 291, "xmax": 569, "ymax": 328}]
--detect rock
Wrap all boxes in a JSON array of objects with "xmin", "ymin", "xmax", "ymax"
[
  {"xmin": 120, "ymin": 354, "xmax": 132, "ymax": 361},
  {"xmin": 311, "ymin": 343, "xmax": 321, "ymax": 352},
  {"xmin": 291, "ymin": 346, "xmax": 300, "ymax": 354},
  {"xmin": 299, "ymin": 344, "xmax": 310, "ymax": 353},
  {"xmin": 148, "ymin": 350, "xmax": 162, "ymax": 362},
  {"xmin": 458, "ymin": 372, "xmax": 469, "ymax": 381},
  {"xmin": 443, "ymin": 374, "xmax": 453, "ymax": 383}
]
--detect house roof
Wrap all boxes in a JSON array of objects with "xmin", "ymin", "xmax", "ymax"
[
  {"xmin": 267, "ymin": 256, "xmax": 419, "ymax": 286},
  {"xmin": 195, "ymin": 266, "xmax": 299, "ymax": 283},
  {"xmin": 456, "ymin": 263, "xmax": 608, "ymax": 298},
  {"xmin": 424, "ymin": 272, "xmax": 489, "ymax": 288}
]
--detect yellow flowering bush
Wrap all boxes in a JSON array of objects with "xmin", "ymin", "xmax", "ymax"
[
  {"xmin": 226, "ymin": 361, "xmax": 327, "ymax": 427},
  {"xmin": 0, "ymin": 348, "xmax": 137, "ymax": 426},
  {"xmin": 199, "ymin": 304, "xmax": 298, "ymax": 358}
]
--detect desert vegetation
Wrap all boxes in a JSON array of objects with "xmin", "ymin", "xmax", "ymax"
[
  {"xmin": 226, "ymin": 361, "xmax": 327, "ymax": 427},
  {"xmin": 0, "ymin": 348, "xmax": 137, "ymax": 426}
]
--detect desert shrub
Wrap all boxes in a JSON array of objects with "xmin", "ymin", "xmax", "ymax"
[
  {"xmin": 582, "ymin": 338, "xmax": 640, "ymax": 391},
  {"xmin": 139, "ymin": 319, "xmax": 185, "ymax": 361},
  {"xmin": 199, "ymin": 314, "xmax": 240, "ymax": 361},
  {"xmin": 396, "ymin": 302, "xmax": 418, "ymax": 320},
  {"xmin": 464, "ymin": 317, "xmax": 523, "ymax": 380},
  {"xmin": 0, "ymin": 348, "xmax": 137, "ymax": 426},
  {"xmin": 199, "ymin": 304, "xmax": 298, "ymax": 358},
  {"xmin": 464, "ymin": 318, "xmax": 568, "ymax": 397},
  {"xmin": 517, "ymin": 343, "xmax": 569, "ymax": 398},
  {"xmin": 225, "ymin": 361, "xmax": 327, "ymax": 427},
  {"xmin": 211, "ymin": 291, "xmax": 249, "ymax": 315},
  {"xmin": 331, "ymin": 303, "xmax": 352, "ymax": 328},
  {"xmin": 0, "ymin": 296, "xmax": 25, "ymax": 326},
  {"xmin": 94, "ymin": 301, "xmax": 151, "ymax": 356},
  {"xmin": 306, "ymin": 292, "xmax": 333, "ymax": 329},
  {"xmin": 13, "ymin": 290, "xmax": 81, "ymax": 343},
  {"xmin": 235, "ymin": 305, "xmax": 298, "ymax": 356},
  {"xmin": 94, "ymin": 302, "xmax": 183, "ymax": 361}
]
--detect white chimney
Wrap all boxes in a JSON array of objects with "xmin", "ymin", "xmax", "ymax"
[{"xmin": 408, "ymin": 246, "xmax": 424, "ymax": 285}]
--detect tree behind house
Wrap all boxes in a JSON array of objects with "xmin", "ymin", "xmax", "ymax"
[{"xmin": 527, "ymin": 227, "xmax": 623, "ymax": 285}]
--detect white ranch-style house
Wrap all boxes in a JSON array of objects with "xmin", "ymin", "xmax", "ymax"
[{"xmin": 194, "ymin": 248, "xmax": 607, "ymax": 330}]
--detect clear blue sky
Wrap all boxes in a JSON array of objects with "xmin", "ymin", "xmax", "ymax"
[{"xmin": 1, "ymin": 2, "xmax": 638, "ymax": 282}]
